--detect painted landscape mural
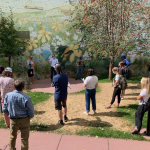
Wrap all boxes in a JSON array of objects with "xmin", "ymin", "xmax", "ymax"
[
  {"xmin": 0, "ymin": 0, "xmax": 88, "ymax": 73},
  {"xmin": 0, "ymin": 0, "xmax": 150, "ymax": 76}
]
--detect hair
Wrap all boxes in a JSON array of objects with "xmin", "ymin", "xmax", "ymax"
[
  {"xmin": 14, "ymin": 79, "xmax": 25, "ymax": 91},
  {"xmin": 52, "ymin": 54, "xmax": 55, "ymax": 57},
  {"xmin": 88, "ymin": 69, "xmax": 95, "ymax": 76},
  {"xmin": 141, "ymin": 77, "xmax": 150, "ymax": 94},
  {"xmin": 119, "ymin": 61, "xmax": 126, "ymax": 74},
  {"xmin": 0, "ymin": 66, "xmax": 4, "ymax": 74},
  {"xmin": 1, "ymin": 71, "xmax": 13, "ymax": 78},
  {"xmin": 112, "ymin": 67, "xmax": 119, "ymax": 73},
  {"xmin": 28, "ymin": 55, "xmax": 32, "ymax": 62},
  {"xmin": 55, "ymin": 67, "xmax": 62, "ymax": 74}
]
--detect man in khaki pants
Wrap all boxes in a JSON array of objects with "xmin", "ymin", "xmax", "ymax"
[{"xmin": 3, "ymin": 79, "xmax": 34, "ymax": 150}]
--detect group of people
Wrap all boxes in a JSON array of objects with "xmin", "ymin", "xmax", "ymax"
[{"xmin": 0, "ymin": 54, "xmax": 150, "ymax": 150}]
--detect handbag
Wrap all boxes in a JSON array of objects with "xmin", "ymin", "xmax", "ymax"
[{"xmin": 144, "ymin": 97, "xmax": 150, "ymax": 107}]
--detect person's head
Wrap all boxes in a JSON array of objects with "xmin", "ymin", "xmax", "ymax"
[
  {"xmin": 54, "ymin": 64, "xmax": 62, "ymax": 74},
  {"xmin": 2, "ymin": 67, "xmax": 13, "ymax": 78},
  {"xmin": 141, "ymin": 77, "xmax": 150, "ymax": 94},
  {"xmin": 52, "ymin": 54, "xmax": 55, "ymax": 59},
  {"xmin": 119, "ymin": 61, "xmax": 125, "ymax": 68},
  {"xmin": 121, "ymin": 54, "xmax": 126, "ymax": 61},
  {"xmin": 88, "ymin": 68, "xmax": 95, "ymax": 76},
  {"xmin": 14, "ymin": 79, "xmax": 25, "ymax": 91},
  {"xmin": 0, "ymin": 66, "xmax": 4, "ymax": 74},
  {"xmin": 112, "ymin": 67, "xmax": 119, "ymax": 74},
  {"xmin": 79, "ymin": 55, "xmax": 83, "ymax": 60},
  {"xmin": 29, "ymin": 55, "xmax": 33, "ymax": 61}
]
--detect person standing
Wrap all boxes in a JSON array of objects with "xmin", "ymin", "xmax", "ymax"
[
  {"xmin": 48, "ymin": 54, "xmax": 58, "ymax": 81},
  {"xmin": 0, "ymin": 65, "xmax": 4, "ymax": 113},
  {"xmin": 0, "ymin": 67, "xmax": 14, "ymax": 128},
  {"xmin": 51, "ymin": 64, "xmax": 68, "ymax": 125},
  {"xmin": 131, "ymin": 77, "xmax": 150, "ymax": 134},
  {"xmin": 3, "ymin": 79, "xmax": 34, "ymax": 150},
  {"xmin": 83, "ymin": 69, "xmax": 98, "ymax": 115},
  {"xmin": 75, "ymin": 55, "xmax": 85, "ymax": 80},
  {"xmin": 105, "ymin": 67, "xmax": 121, "ymax": 109},
  {"xmin": 27, "ymin": 55, "xmax": 35, "ymax": 85}
]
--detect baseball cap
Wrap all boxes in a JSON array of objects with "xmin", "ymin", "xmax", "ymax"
[
  {"xmin": 5, "ymin": 67, "xmax": 12, "ymax": 72},
  {"xmin": 54, "ymin": 64, "xmax": 61, "ymax": 70}
]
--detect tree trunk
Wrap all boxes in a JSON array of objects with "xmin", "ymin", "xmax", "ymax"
[
  {"xmin": 109, "ymin": 57, "xmax": 114, "ymax": 80},
  {"xmin": 9, "ymin": 56, "xmax": 11, "ymax": 67}
]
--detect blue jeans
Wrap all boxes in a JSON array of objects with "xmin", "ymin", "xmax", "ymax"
[
  {"xmin": 76, "ymin": 66, "xmax": 84, "ymax": 79},
  {"xmin": 85, "ymin": 89, "xmax": 96, "ymax": 112}
]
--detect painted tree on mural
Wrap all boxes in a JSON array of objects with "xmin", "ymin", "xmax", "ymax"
[
  {"xmin": 70, "ymin": 0, "xmax": 150, "ymax": 80},
  {"xmin": 0, "ymin": 10, "xmax": 27, "ymax": 67}
]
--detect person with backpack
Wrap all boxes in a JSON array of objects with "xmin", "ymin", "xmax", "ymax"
[
  {"xmin": 75, "ymin": 55, "xmax": 85, "ymax": 80},
  {"xmin": 119, "ymin": 62, "xmax": 127, "ymax": 99},
  {"xmin": 105, "ymin": 67, "xmax": 121, "ymax": 109},
  {"xmin": 131, "ymin": 77, "xmax": 150, "ymax": 134}
]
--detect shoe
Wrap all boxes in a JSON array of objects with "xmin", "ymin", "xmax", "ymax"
[
  {"xmin": 75, "ymin": 78, "xmax": 78, "ymax": 80},
  {"xmin": 64, "ymin": 115, "xmax": 68, "ymax": 122},
  {"xmin": 83, "ymin": 111, "xmax": 89, "ymax": 115},
  {"xmin": 7, "ymin": 126, "xmax": 10, "ymax": 129},
  {"xmin": 131, "ymin": 129, "xmax": 139, "ymax": 134},
  {"xmin": 58, "ymin": 120, "xmax": 64, "ymax": 125},
  {"xmin": 92, "ymin": 111, "xmax": 96, "ymax": 114}
]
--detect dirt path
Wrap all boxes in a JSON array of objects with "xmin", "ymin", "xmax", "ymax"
[{"xmin": 32, "ymin": 83, "xmax": 141, "ymax": 133}]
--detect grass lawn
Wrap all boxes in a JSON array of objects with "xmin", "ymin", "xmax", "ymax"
[{"xmin": 0, "ymin": 75, "xmax": 148, "ymax": 141}]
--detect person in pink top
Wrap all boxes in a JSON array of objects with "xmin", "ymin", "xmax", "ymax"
[{"xmin": 0, "ymin": 67, "xmax": 14, "ymax": 128}]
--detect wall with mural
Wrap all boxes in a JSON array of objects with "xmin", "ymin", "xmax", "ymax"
[{"xmin": 0, "ymin": 0, "xmax": 89, "ymax": 74}]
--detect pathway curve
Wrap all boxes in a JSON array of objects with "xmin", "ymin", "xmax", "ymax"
[{"xmin": 29, "ymin": 78, "xmax": 84, "ymax": 93}]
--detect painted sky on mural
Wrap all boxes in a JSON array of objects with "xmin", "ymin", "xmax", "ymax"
[{"xmin": 0, "ymin": 0, "xmax": 70, "ymax": 13}]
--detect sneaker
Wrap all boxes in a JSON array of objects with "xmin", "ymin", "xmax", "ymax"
[
  {"xmin": 58, "ymin": 120, "xmax": 64, "ymax": 125},
  {"xmin": 75, "ymin": 78, "xmax": 78, "ymax": 80},
  {"xmin": 92, "ymin": 111, "xmax": 96, "ymax": 115},
  {"xmin": 64, "ymin": 115, "xmax": 68, "ymax": 122},
  {"xmin": 83, "ymin": 111, "xmax": 89, "ymax": 115}
]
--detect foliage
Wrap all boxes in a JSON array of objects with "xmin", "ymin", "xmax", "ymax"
[
  {"xmin": 0, "ymin": 9, "xmax": 27, "ymax": 67},
  {"xmin": 70, "ymin": 0, "xmax": 150, "ymax": 79}
]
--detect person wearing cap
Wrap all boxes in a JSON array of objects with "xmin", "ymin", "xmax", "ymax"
[
  {"xmin": 0, "ymin": 67, "xmax": 14, "ymax": 128},
  {"xmin": 27, "ymin": 55, "xmax": 35, "ymax": 85},
  {"xmin": 3, "ymin": 78, "xmax": 34, "ymax": 150},
  {"xmin": 48, "ymin": 54, "xmax": 58, "ymax": 81},
  {"xmin": 75, "ymin": 55, "xmax": 85, "ymax": 80},
  {"xmin": 51, "ymin": 64, "xmax": 68, "ymax": 125}
]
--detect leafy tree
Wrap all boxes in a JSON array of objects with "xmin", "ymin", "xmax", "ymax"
[
  {"xmin": 0, "ymin": 10, "xmax": 27, "ymax": 67},
  {"xmin": 70, "ymin": 0, "xmax": 150, "ymax": 80}
]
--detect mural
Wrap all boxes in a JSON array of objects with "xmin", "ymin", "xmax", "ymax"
[{"xmin": 0, "ymin": 0, "xmax": 90, "ymax": 72}]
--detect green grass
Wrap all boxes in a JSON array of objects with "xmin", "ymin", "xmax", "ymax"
[
  {"xmin": 77, "ymin": 126, "xmax": 147, "ymax": 141},
  {"xmin": 117, "ymin": 104, "xmax": 148, "ymax": 129},
  {"xmin": 26, "ymin": 91, "xmax": 52, "ymax": 105},
  {"xmin": 0, "ymin": 91, "xmax": 51, "ymax": 128},
  {"xmin": 127, "ymin": 75, "xmax": 143, "ymax": 84}
]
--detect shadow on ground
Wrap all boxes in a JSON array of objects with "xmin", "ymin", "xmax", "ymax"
[
  {"xmin": 34, "ymin": 110, "xmax": 45, "ymax": 115},
  {"xmin": 127, "ymin": 85, "xmax": 141, "ymax": 90},
  {"xmin": 119, "ymin": 104, "xmax": 138, "ymax": 110}
]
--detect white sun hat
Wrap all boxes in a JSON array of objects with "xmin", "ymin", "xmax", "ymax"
[{"xmin": 5, "ymin": 67, "xmax": 13, "ymax": 72}]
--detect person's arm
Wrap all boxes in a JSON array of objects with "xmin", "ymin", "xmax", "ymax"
[
  {"xmin": 114, "ymin": 80, "xmax": 118, "ymax": 87},
  {"xmin": 26, "ymin": 97, "xmax": 34, "ymax": 119},
  {"xmin": 126, "ymin": 60, "xmax": 130, "ymax": 67},
  {"xmin": 95, "ymin": 83, "xmax": 98, "ymax": 89},
  {"xmin": 83, "ymin": 84, "xmax": 86, "ymax": 88},
  {"xmin": 137, "ymin": 95, "xmax": 143, "ymax": 100},
  {"xmin": 83, "ymin": 78, "xmax": 87, "ymax": 88},
  {"xmin": 2, "ymin": 95, "xmax": 8, "ymax": 114}
]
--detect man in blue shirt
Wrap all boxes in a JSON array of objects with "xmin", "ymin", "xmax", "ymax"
[
  {"xmin": 51, "ymin": 64, "xmax": 68, "ymax": 125},
  {"xmin": 118, "ymin": 54, "xmax": 131, "ymax": 70},
  {"xmin": 3, "ymin": 79, "xmax": 34, "ymax": 150}
]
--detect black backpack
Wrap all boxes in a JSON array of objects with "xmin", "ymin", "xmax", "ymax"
[{"xmin": 124, "ymin": 67, "xmax": 132, "ymax": 79}]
